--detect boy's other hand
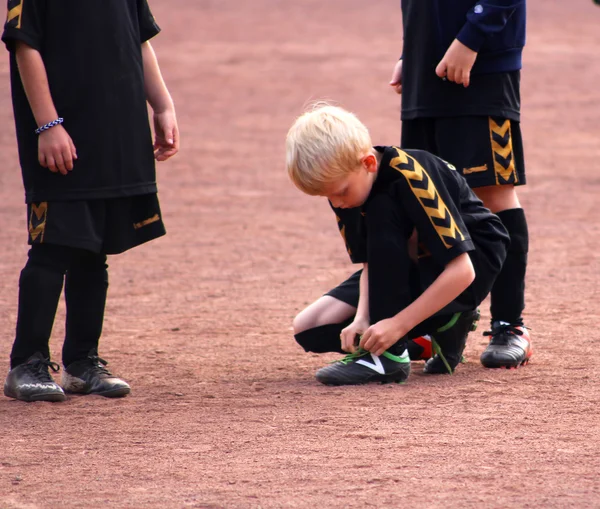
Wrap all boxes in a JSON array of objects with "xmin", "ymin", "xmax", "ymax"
[
  {"xmin": 38, "ymin": 125, "xmax": 77, "ymax": 175},
  {"xmin": 436, "ymin": 39, "xmax": 477, "ymax": 87},
  {"xmin": 153, "ymin": 110, "xmax": 179, "ymax": 161},
  {"xmin": 389, "ymin": 59, "xmax": 403, "ymax": 94},
  {"xmin": 360, "ymin": 317, "xmax": 407, "ymax": 357},
  {"xmin": 340, "ymin": 318, "xmax": 369, "ymax": 353}
]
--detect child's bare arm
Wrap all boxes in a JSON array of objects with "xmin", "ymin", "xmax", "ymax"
[
  {"xmin": 15, "ymin": 41, "xmax": 77, "ymax": 175},
  {"xmin": 360, "ymin": 252, "xmax": 475, "ymax": 356},
  {"xmin": 340, "ymin": 264, "xmax": 370, "ymax": 352},
  {"xmin": 141, "ymin": 41, "xmax": 179, "ymax": 161},
  {"xmin": 389, "ymin": 59, "xmax": 403, "ymax": 94}
]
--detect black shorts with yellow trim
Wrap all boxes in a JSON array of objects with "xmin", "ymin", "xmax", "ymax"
[
  {"xmin": 26, "ymin": 194, "xmax": 166, "ymax": 255},
  {"xmin": 401, "ymin": 116, "xmax": 526, "ymax": 189}
]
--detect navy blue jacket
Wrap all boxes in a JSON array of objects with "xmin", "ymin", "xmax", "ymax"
[{"xmin": 438, "ymin": 0, "xmax": 526, "ymax": 73}]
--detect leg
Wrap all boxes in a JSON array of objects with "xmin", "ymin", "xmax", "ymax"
[
  {"xmin": 293, "ymin": 272, "xmax": 360, "ymax": 354},
  {"xmin": 474, "ymin": 185, "xmax": 527, "ymax": 325},
  {"xmin": 62, "ymin": 251, "xmax": 109, "ymax": 367},
  {"xmin": 434, "ymin": 116, "xmax": 531, "ymax": 368},
  {"xmin": 5, "ymin": 243, "xmax": 76, "ymax": 402},
  {"xmin": 475, "ymin": 185, "xmax": 531, "ymax": 368},
  {"xmin": 366, "ymin": 195, "xmax": 416, "ymax": 328},
  {"xmin": 10, "ymin": 244, "xmax": 72, "ymax": 367},
  {"xmin": 61, "ymin": 256, "xmax": 130, "ymax": 398}
]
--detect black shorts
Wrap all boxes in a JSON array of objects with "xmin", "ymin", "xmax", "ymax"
[
  {"xmin": 401, "ymin": 116, "xmax": 526, "ymax": 189},
  {"xmin": 325, "ymin": 270, "xmax": 362, "ymax": 307},
  {"xmin": 26, "ymin": 194, "xmax": 166, "ymax": 255}
]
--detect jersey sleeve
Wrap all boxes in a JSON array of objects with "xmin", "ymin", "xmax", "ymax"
[
  {"xmin": 388, "ymin": 148, "xmax": 475, "ymax": 267},
  {"xmin": 137, "ymin": 0, "xmax": 160, "ymax": 42},
  {"xmin": 330, "ymin": 203, "xmax": 368, "ymax": 264},
  {"xmin": 457, "ymin": 0, "xmax": 525, "ymax": 52},
  {"xmin": 2, "ymin": 0, "xmax": 46, "ymax": 52}
]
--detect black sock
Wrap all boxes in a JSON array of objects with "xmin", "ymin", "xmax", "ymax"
[
  {"xmin": 10, "ymin": 244, "xmax": 73, "ymax": 368},
  {"xmin": 62, "ymin": 252, "xmax": 108, "ymax": 367},
  {"xmin": 490, "ymin": 208, "xmax": 528, "ymax": 325},
  {"xmin": 294, "ymin": 320, "xmax": 353, "ymax": 354}
]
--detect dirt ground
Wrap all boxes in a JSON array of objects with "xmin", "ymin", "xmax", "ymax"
[{"xmin": 1, "ymin": 0, "xmax": 599, "ymax": 507}]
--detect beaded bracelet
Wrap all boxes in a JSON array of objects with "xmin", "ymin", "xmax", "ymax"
[{"xmin": 35, "ymin": 117, "xmax": 64, "ymax": 135}]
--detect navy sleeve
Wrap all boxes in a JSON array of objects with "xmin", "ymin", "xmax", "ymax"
[
  {"xmin": 137, "ymin": 0, "xmax": 161, "ymax": 43},
  {"xmin": 330, "ymin": 204, "xmax": 368, "ymax": 264},
  {"xmin": 2, "ymin": 0, "xmax": 46, "ymax": 52},
  {"xmin": 457, "ymin": 0, "xmax": 525, "ymax": 52},
  {"xmin": 388, "ymin": 148, "xmax": 475, "ymax": 267}
]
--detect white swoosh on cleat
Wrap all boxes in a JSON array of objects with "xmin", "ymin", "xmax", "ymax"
[{"xmin": 356, "ymin": 354, "xmax": 385, "ymax": 375}]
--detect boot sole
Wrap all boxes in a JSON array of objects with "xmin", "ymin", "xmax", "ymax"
[
  {"xmin": 63, "ymin": 386, "xmax": 130, "ymax": 398},
  {"xmin": 316, "ymin": 369, "xmax": 410, "ymax": 386},
  {"xmin": 481, "ymin": 354, "xmax": 532, "ymax": 369},
  {"xmin": 4, "ymin": 387, "xmax": 66, "ymax": 402}
]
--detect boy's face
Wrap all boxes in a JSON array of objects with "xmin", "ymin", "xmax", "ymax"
[{"xmin": 320, "ymin": 154, "xmax": 378, "ymax": 209}]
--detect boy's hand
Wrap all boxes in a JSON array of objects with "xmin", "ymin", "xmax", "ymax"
[
  {"xmin": 340, "ymin": 317, "xmax": 370, "ymax": 353},
  {"xmin": 153, "ymin": 109, "xmax": 179, "ymax": 161},
  {"xmin": 360, "ymin": 317, "xmax": 407, "ymax": 357},
  {"xmin": 38, "ymin": 125, "xmax": 77, "ymax": 175},
  {"xmin": 389, "ymin": 59, "xmax": 403, "ymax": 94},
  {"xmin": 435, "ymin": 39, "xmax": 477, "ymax": 87}
]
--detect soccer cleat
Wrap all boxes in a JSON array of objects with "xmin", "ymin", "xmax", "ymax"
[
  {"xmin": 4, "ymin": 352, "xmax": 66, "ymax": 402},
  {"xmin": 315, "ymin": 348, "xmax": 411, "ymax": 386},
  {"xmin": 406, "ymin": 335, "xmax": 433, "ymax": 361},
  {"xmin": 480, "ymin": 322, "xmax": 532, "ymax": 369},
  {"xmin": 424, "ymin": 309, "xmax": 480, "ymax": 375},
  {"xmin": 62, "ymin": 349, "xmax": 130, "ymax": 397}
]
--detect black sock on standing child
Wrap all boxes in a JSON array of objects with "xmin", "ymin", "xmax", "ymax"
[
  {"xmin": 490, "ymin": 208, "xmax": 528, "ymax": 325},
  {"xmin": 10, "ymin": 244, "xmax": 108, "ymax": 368}
]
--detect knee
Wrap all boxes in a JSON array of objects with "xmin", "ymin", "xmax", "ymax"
[
  {"xmin": 292, "ymin": 309, "xmax": 315, "ymax": 335},
  {"xmin": 73, "ymin": 252, "xmax": 108, "ymax": 273},
  {"xmin": 475, "ymin": 186, "xmax": 521, "ymax": 213},
  {"xmin": 25, "ymin": 244, "xmax": 74, "ymax": 274}
]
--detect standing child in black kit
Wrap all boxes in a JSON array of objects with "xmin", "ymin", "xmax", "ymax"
[
  {"xmin": 2, "ymin": 0, "xmax": 179, "ymax": 402},
  {"xmin": 389, "ymin": 0, "xmax": 532, "ymax": 369}
]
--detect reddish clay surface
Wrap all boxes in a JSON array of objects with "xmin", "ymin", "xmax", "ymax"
[{"xmin": 1, "ymin": 1, "xmax": 599, "ymax": 507}]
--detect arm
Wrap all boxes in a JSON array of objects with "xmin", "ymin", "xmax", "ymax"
[
  {"xmin": 389, "ymin": 58, "xmax": 403, "ymax": 95},
  {"xmin": 340, "ymin": 264, "xmax": 370, "ymax": 353},
  {"xmin": 360, "ymin": 252, "xmax": 475, "ymax": 356},
  {"xmin": 141, "ymin": 41, "xmax": 179, "ymax": 161},
  {"xmin": 436, "ymin": 0, "xmax": 524, "ymax": 87},
  {"xmin": 15, "ymin": 41, "xmax": 76, "ymax": 175}
]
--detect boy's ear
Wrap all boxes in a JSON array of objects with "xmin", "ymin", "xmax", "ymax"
[{"xmin": 362, "ymin": 153, "xmax": 378, "ymax": 173}]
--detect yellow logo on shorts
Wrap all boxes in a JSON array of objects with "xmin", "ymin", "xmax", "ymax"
[
  {"xmin": 29, "ymin": 202, "xmax": 47, "ymax": 243},
  {"xmin": 489, "ymin": 118, "xmax": 518, "ymax": 185},
  {"xmin": 133, "ymin": 214, "xmax": 160, "ymax": 230}
]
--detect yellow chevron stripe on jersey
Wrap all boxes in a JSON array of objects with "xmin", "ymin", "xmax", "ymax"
[
  {"xmin": 6, "ymin": 0, "xmax": 22, "ymax": 29},
  {"xmin": 489, "ymin": 117, "xmax": 518, "ymax": 185},
  {"xmin": 389, "ymin": 148, "xmax": 464, "ymax": 249}
]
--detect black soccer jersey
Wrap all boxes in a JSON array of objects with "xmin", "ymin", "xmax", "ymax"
[
  {"xmin": 334, "ymin": 146, "xmax": 508, "ymax": 274},
  {"xmin": 400, "ymin": 0, "xmax": 521, "ymax": 121},
  {"xmin": 2, "ymin": 0, "xmax": 161, "ymax": 203}
]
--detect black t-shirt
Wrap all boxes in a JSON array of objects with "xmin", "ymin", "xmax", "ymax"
[
  {"xmin": 2, "ymin": 0, "xmax": 161, "ymax": 203},
  {"xmin": 400, "ymin": 0, "xmax": 520, "ymax": 121},
  {"xmin": 333, "ymin": 147, "xmax": 508, "ymax": 285}
]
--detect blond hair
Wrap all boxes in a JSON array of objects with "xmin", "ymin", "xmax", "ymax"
[{"xmin": 285, "ymin": 104, "xmax": 372, "ymax": 195}]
